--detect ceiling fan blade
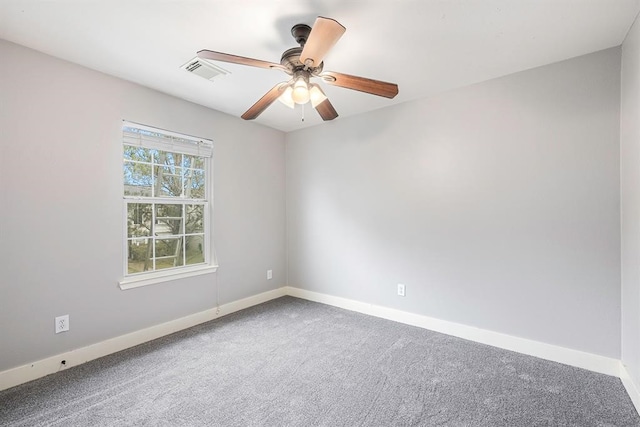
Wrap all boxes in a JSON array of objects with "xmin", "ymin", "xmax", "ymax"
[
  {"xmin": 314, "ymin": 98, "xmax": 338, "ymax": 121},
  {"xmin": 300, "ymin": 17, "xmax": 346, "ymax": 68},
  {"xmin": 241, "ymin": 83, "xmax": 287, "ymax": 120},
  {"xmin": 320, "ymin": 71, "xmax": 399, "ymax": 99},
  {"xmin": 197, "ymin": 50, "xmax": 286, "ymax": 71}
]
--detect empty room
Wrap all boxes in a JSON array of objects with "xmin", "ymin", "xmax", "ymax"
[{"xmin": 2, "ymin": 1, "xmax": 640, "ymax": 425}]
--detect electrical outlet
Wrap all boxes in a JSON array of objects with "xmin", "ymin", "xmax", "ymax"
[
  {"xmin": 55, "ymin": 315, "xmax": 69, "ymax": 334},
  {"xmin": 397, "ymin": 284, "xmax": 406, "ymax": 297},
  {"xmin": 267, "ymin": 269, "xmax": 273, "ymax": 280}
]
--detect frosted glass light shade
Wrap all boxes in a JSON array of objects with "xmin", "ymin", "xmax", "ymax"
[
  {"xmin": 309, "ymin": 84, "xmax": 328, "ymax": 108},
  {"xmin": 278, "ymin": 86, "xmax": 295, "ymax": 108},
  {"xmin": 291, "ymin": 77, "xmax": 310, "ymax": 104}
]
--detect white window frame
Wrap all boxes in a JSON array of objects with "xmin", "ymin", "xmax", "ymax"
[{"xmin": 118, "ymin": 121, "xmax": 217, "ymax": 290}]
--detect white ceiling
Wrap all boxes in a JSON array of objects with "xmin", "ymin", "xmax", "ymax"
[{"xmin": 1, "ymin": 1, "xmax": 639, "ymax": 133}]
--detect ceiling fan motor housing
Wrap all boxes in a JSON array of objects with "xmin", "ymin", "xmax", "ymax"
[
  {"xmin": 281, "ymin": 46, "xmax": 323, "ymax": 75},
  {"xmin": 291, "ymin": 24, "xmax": 311, "ymax": 46}
]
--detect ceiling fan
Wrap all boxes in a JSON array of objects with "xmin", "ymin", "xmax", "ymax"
[{"xmin": 197, "ymin": 16, "xmax": 399, "ymax": 121}]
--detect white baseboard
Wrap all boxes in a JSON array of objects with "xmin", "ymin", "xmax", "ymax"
[
  {"xmin": 620, "ymin": 363, "xmax": 640, "ymax": 413},
  {"xmin": 285, "ymin": 286, "xmax": 621, "ymax": 377},
  {"xmin": 0, "ymin": 287, "xmax": 286, "ymax": 392},
  {"xmin": 0, "ymin": 284, "xmax": 628, "ymax": 404}
]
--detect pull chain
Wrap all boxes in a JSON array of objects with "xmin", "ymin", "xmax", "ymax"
[{"xmin": 301, "ymin": 103, "xmax": 305, "ymax": 122}]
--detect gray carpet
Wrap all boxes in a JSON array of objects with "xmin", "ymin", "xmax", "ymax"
[{"xmin": 1, "ymin": 296, "xmax": 638, "ymax": 426}]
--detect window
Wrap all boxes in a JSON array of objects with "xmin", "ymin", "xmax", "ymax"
[{"xmin": 120, "ymin": 121, "xmax": 215, "ymax": 289}]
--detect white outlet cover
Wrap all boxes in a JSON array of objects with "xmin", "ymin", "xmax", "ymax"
[
  {"xmin": 267, "ymin": 270, "xmax": 273, "ymax": 280},
  {"xmin": 55, "ymin": 315, "xmax": 69, "ymax": 333},
  {"xmin": 397, "ymin": 284, "xmax": 406, "ymax": 297}
]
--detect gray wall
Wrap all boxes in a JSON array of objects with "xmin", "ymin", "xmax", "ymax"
[
  {"xmin": 0, "ymin": 40, "xmax": 286, "ymax": 372},
  {"xmin": 621, "ymin": 13, "xmax": 640, "ymax": 386},
  {"xmin": 0, "ymin": 35, "xmax": 627, "ymax": 373},
  {"xmin": 286, "ymin": 48, "xmax": 622, "ymax": 358}
]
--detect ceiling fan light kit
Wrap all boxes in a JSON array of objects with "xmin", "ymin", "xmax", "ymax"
[
  {"xmin": 197, "ymin": 16, "xmax": 398, "ymax": 122},
  {"xmin": 278, "ymin": 82, "xmax": 327, "ymax": 109}
]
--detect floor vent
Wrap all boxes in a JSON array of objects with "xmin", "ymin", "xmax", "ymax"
[{"xmin": 181, "ymin": 57, "xmax": 230, "ymax": 81}]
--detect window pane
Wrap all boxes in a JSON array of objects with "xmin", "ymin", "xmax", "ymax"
[
  {"xmin": 185, "ymin": 204, "xmax": 204, "ymax": 234},
  {"xmin": 154, "ymin": 150, "xmax": 182, "ymax": 168},
  {"xmin": 155, "ymin": 204, "xmax": 183, "ymax": 236},
  {"xmin": 155, "ymin": 238, "xmax": 184, "ymax": 270},
  {"xmin": 190, "ymin": 170, "xmax": 205, "ymax": 199},
  {"xmin": 154, "ymin": 165, "xmax": 183, "ymax": 197},
  {"xmin": 185, "ymin": 235, "xmax": 205, "ymax": 265},
  {"xmin": 128, "ymin": 239, "xmax": 151, "ymax": 274},
  {"xmin": 124, "ymin": 161, "xmax": 152, "ymax": 197},
  {"xmin": 127, "ymin": 203, "xmax": 152, "ymax": 237},
  {"xmin": 183, "ymin": 155, "xmax": 205, "ymax": 170},
  {"xmin": 183, "ymin": 155, "xmax": 193, "ymax": 169},
  {"xmin": 124, "ymin": 146, "xmax": 152, "ymax": 162}
]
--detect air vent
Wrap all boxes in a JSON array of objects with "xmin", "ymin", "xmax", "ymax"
[{"xmin": 181, "ymin": 57, "xmax": 230, "ymax": 81}]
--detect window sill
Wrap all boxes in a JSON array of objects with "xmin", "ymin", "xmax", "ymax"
[{"xmin": 118, "ymin": 265, "xmax": 218, "ymax": 290}]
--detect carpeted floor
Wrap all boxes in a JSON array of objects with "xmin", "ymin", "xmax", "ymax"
[{"xmin": 1, "ymin": 296, "xmax": 638, "ymax": 426}]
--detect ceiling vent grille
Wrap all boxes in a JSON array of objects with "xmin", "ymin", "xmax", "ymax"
[{"xmin": 181, "ymin": 57, "xmax": 230, "ymax": 81}]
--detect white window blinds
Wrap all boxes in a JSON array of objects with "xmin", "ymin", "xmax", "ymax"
[{"xmin": 122, "ymin": 121, "xmax": 213, "ymax": 157}]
